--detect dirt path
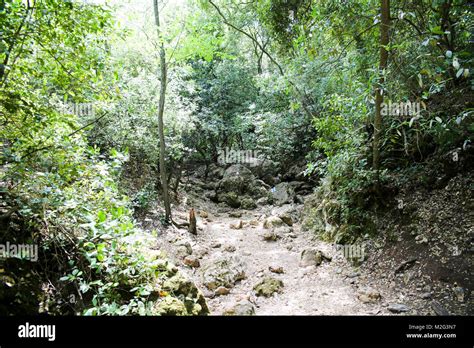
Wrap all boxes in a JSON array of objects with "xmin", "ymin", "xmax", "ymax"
[{"xmin": 147, "ymin": 188, "xmax": 384, "ymax": 315}]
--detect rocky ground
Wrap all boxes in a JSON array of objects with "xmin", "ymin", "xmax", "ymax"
[{"xmin": 136, "ymin": 163, "xmax": 472, "ymax": 316}]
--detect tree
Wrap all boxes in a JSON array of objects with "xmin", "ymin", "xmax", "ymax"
[
  {"xmin": 372, "ymin": 0, "xmax": 390, "ymax": 172},
  {"xmin": 153, "ymin": 0, "xmax": 172, "ymax": 221}
]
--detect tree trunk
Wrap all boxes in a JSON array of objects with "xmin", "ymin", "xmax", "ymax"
[
  {"xmin": 188, "ymin": 208, "xmax": 197, "ymax": 235},
  {"xmin": 153, "ymin": 0, "xmax": 171, "ymax": 221},
  {"xmin": 373, "ymin": 0, "xmax": 390, "ymax": 172}
]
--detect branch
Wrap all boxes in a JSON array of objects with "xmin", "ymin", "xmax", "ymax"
[
  {"xmin": 208, "ymin": 0, "xmax": 284, "ymax": 76},
  {"xmin": 20, "ymin": 111, "xmax": 109, "ymax": 159}
]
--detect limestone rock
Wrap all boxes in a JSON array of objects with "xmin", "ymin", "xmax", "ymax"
[
  {"xmin": 224, "ymin": 299, "xmax": 256, "ymax": 316},
  {"xmin": 263, "ymin": 216, "xmax": 284, "ymax": 229},
  {"xmin": 202, "ymin": 256, "xmax": 246, "ymax": 291},
  {"xmin": 300, "ymin": 248, "xmax": 322, "ymax": 267},
  {"xmin": 183, "ymin": 255, "xmax": 200, "ymax": 268},
  {"xmin": 253, "ymin": 277, "xmax": 284, "ymax": 297}
]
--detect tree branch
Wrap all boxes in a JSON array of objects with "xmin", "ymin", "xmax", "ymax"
[{"xmin": 208, "ymin": 0, "xmax": 284, "ymax": 76}]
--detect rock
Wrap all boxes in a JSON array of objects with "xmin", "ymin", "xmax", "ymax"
[
  {"xmin": 230, "ymin": 220, "xmax": 243, "ymax": 229},
  {"xmin": 214, "ymin": 164, "xmax": 269, "ymax": 208},
  {"xmin": 202, "ymin": 256, "xmax": 246, "ymax": 291},
  {"xmin": 248, "ymin": 219, "xmax": 259, "ymax": 226},
  {"xmin": 193, "ymin": 246, "xmax": 209, "ymax": 259},
  {"xmin": 215, "ymin": 286, "xmax": 230, "ymax": 296},
  {"xmin": 271, "ymin": 182, "xmax": 296, "ymax": 206},
  {"xmin": 208, "ymin": 164, "xmax": 225, "ymax": 179},
  {"xmin": 358, "ymin": 289, "xmax": 381, "ymax": 303},
  {"xmin": 269, "ymin": 266, "xmax": 284, "ymax": 274},
  {"xmin": 249, "ymin": 159, "xmax": 279, "ymax": 181},
  {"xmin": 249, "ymin": 185, "xmax": 270, "ymax": 199},
  {"xmin": 154, "ymin": 296, "xmax": 188, "ymax": 316},
  {"xmin": 320, "ymin": 250, "xmax": 333, "ymax": 262},
  {"xmin": 224, "ymin": 300, "xmax": 256, "ymax": 316},
  {"xmin": 153, "ymin": 259, "xmax": 179, "ymax": 277},
  {"xmin": 300, "ymin": 183, "xmax": 347, "ymax": 242},
  {"xmin": 278, "ymin": 214, "xmax": 293, "ymax": 226},
  {"xmin": 224, "ymin": 245, "xmax": 236, "ymax": 252},
  {"xmin": 198, "ymin": 210, "xmax": 209, "ymax": 218},
  {"xmin": 271, "ymin": 204, "xmax": 299, "ymax": 225},
  {"xmin": 262, "ymin": 231, "xmax": 281, "ymax": 241},
  {"xmin": 183, "ymin": 255, "xmax": 200, "ymax": 268},
  {"xmin": 387, "ymin": 303, "xmax": 410, "ymax": 313},
  {"xmin": 255, "ymin": 179, "xmax": 271, "ymax": 190},
  {"xmin": 219, "ymin": 164, "xmax": 255, "ymax": 192},
  {"xmin": 240, "ymin": 196, "xmax": 257, "ymax": 210},
  {"xmin": 229, "ymin": 211, "xmax": 242, "ymax": 218},
  {"xmin": 211, "ymin": 242, "xmax": 222, "ymax": 248},
  {"xmin": 161, "ymin": 273, "xmax": 209, "ymax": 315},
  {"xmin": 263, "ymin": 216, "xmax": 284, "ymax": 229},
  {"xmin": 299, "ymin": 248, "xmax": 322, "ymax": 267},
  {"xmin": 347, "ymin": 272, "xmax": 360, "ymax": 278},
  {"xmin": 283, "ymin": 162, "xmax": 306, "ymax": 182},
  {"xmin": 256, "ymin": 196, "xmax": 271, "ymax": 205},
  {"xmin": 218, "ymin": 192, "xmax": 241, "ymax": 208},
  {"xmin": 431, "ymin": 301, "xmax": 450, "ymax": 316},
  {"xmin": 421, "ymin": 292, "xmax": 432, "ymax": 299},
  {"xmin": 175, "ymin": 240, "xmax": 193, "ymax": 258},
  {"xmin": 253, "ymin": 277, "xmax": 284, "ymax": 297},
  {"xmin": 295, "ymin": 195, "xmax": 304, "ymax": 204}
]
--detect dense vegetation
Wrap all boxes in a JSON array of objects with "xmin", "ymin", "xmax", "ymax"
[{"xmin": 0, "ymin": 0, "xmax": 472, "ymax": 315}]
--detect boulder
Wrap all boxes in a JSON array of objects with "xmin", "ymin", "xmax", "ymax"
[
  {"xmin": 299, "ymin": 248, "xmax": 323, "ymax": 267},
  {"xmin": 154, "ymin": 296, "xmax": 188, "ymax": 316},
  {"xmin": 262, "ymin": 231, "xmax": 281, "ymax": 241},
  {"xmin": 161, "ymin": 273, "xmax": 209, "ymax": 315},
  {"xmin": 271, "ymin": 182, "xmax": 296, "ymax": 206},
  {"xmin": 253, "ymin": 277, "xmax": 284, "ymax": 297},
  {"xmin": 240, "ymin": 196, "xmax": 257, "ymax": 210},
  {"xmin": 218, "ymin": 164, "xmax": 255, "ymax": 194},
  {"xmin": 202, "ymin": 256, "xmax": 246, "ymax": 291},
  {"xmin": 214, "ymin": 164, "xmax": 270, "ymax": 208},
  {"xmin": 208, "ymin": 163, "xmax": 225, "ymax": 179},
  {"xmin": 283, "ymin": 162, "xmax": 307, "ymax": 182},
  {"xmin": 249, "ymin": 159, "xmax": 280, "ymax": 181},
  {"xmin": 278, "ymin": 213, "xmax": 293, "ymax": 226},
  {"xmin": 217, "ymin": 192, "xmax": 241, "ymax": 208}
]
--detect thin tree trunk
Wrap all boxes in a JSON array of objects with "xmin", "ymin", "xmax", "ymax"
[
  {"xmin": 373, "ymin": 0, "xmax": 390, "ymax": 172},
  {"xmin": 153, "ymin": 0, "xmax": 171, "ymax": 221}
]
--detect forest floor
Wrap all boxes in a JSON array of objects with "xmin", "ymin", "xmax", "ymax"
[
  {"xmin": 136, "ymin": 172, "xmax": 472, "ymax": 316},
  {"xmin": 144, "ymin": 186, "xmax": 371, "ymax": 315}
]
